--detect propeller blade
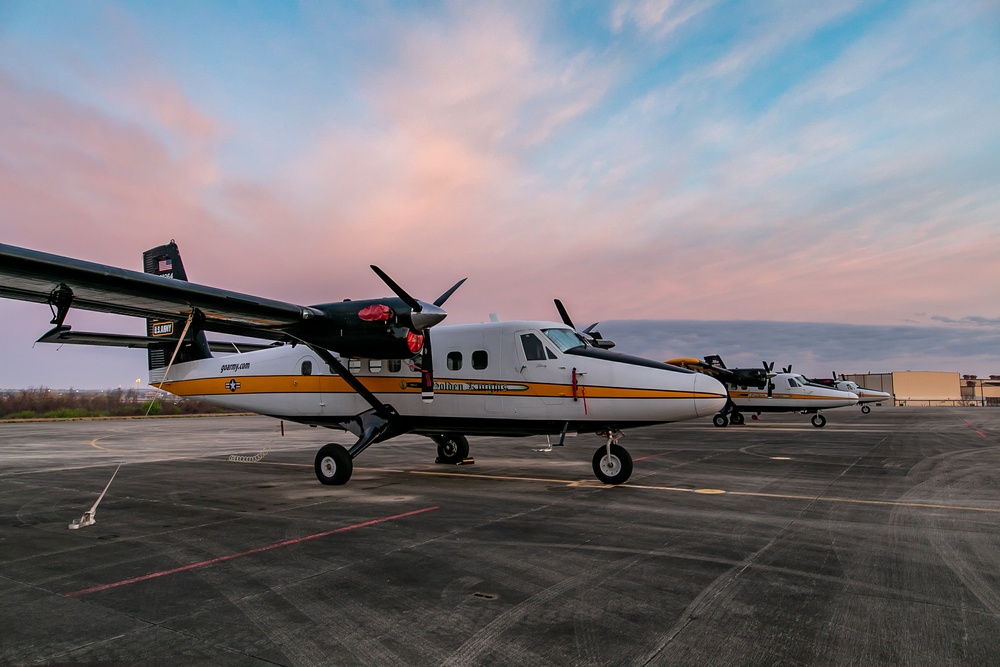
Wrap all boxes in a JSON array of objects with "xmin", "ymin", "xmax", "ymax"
[
  {"xmin": 370, "ymin": 265, "xmax": 450, "ymax": 331},
  {"xmin": 434, "ymin": 278, "xmax": 467, "ymax": 308},
  {"xmin": 554, "ymin": 299, "xmax": 575, "ymax": 329},
  {"xmin": 420, "ymin": 330, "xmax": 434, "ymax": 402},
  {"xmin": 582, "ymin": 322, "xmax": 599, "ymax": 335},
  {"xmin": 370, "ymin": 265, "xmax": 422, "ymax": 313}
]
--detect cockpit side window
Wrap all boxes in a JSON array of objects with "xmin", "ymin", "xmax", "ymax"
[
  {"xmin": 788, "ymin": 377, "xmax": 800, "ymax": 388},
  {"xmin": 520, "ymin": 333, "xmax": 546, "ymax": 361}
]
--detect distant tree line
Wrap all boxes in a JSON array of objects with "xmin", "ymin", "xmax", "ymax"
[{"xmin": 0, "ymin": 387, "xmax": 239, "ymax": 419}]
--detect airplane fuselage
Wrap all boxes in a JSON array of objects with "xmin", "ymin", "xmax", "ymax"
[
  {"xmin": 157, "ymin": 320, "xmax": 729, "ymax": 437},
  {"xmin": 726, "ymin": 373, "xmax": 859, "ymax": 412}
]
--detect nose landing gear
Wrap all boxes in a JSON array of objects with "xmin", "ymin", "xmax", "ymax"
[{"xmin": 593, "ymin": 430, "xmax": 633, "ymax": 484}]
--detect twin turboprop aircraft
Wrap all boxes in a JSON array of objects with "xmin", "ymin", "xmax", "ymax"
[
  {"xmin": 0, "ymin": 241, "xmax": 728, "ymax": 486},
  {"xmin": 805, "ymin": 374, "xmax": 892, "ymax": 414},
  {"xmin": 665, "ymin": 356, "xmax": 859, "ymax": 428}
]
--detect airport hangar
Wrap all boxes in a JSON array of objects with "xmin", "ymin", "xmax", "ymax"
[{"xmin": 843, "ymin": 370, "xmax": 1000, "ymax": 407}]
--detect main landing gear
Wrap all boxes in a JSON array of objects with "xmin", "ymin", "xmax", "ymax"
[
  {"xmin": 593, "ymin": 431, "xmax": 633, "ymax": 485},
  {"xmin": 315, "ymin": 443, "xmax": 353, "ymax": 485},
  {"xmin": 432, "ymin": 434, "xmax": 470, "ymax": 464},
  {"xmin": 713, "ymin": 411, "xmax": 745, "ymax": 427},
  {"xmin": 861, "ymin": 404, "xmax": 871, "ymax": 414}
]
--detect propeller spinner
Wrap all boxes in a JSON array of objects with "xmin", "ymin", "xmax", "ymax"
[{"xmin": 370, "ymin": 265, "xmax": 466, "ymax": 402}]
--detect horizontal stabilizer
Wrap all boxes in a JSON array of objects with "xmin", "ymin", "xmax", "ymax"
[{"xmin": 37, "ymin": 327, "xmax": 279, "ymax": 353}]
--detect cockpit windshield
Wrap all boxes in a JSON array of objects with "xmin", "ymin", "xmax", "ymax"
[{"xmin": 542, "ymin": 328, "xmax": 588, "ymax": 352}]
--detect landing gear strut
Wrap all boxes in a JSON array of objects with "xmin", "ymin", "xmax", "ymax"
[{"xmin": 592, "ymin": 431, "xmax": 632, "ymax": 484}]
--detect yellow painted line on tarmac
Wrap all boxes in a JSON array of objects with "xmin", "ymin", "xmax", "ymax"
[
  {"xmin": 241, "ymin": 460, "xmax": 1000, "ymax": 514},
  {"xmin": 89, "ymin": 437, "xmax": 128, "ymax": 453},
  {"xmin": 724, "ymin": 491, "xmax": 1000, "ymax": 514}
]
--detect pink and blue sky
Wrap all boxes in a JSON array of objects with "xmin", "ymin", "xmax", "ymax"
[{"xmin": 1, "ymin": 0, "xmax": 999, "ymax": 388}]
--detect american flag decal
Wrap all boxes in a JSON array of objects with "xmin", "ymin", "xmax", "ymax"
[{"xmin": 157, "ymin": 258, "xmax": 172, "ymax": 272}]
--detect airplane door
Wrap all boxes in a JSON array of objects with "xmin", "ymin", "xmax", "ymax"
[
  {"xmin": 294, "ymin": 355, "xmax": 326, "ymax": 415},
  {"xmin": 515, "ymin": 331, "xmax": 565, "ymax": 407}
]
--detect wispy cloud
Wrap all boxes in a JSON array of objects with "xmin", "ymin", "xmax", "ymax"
[{"xmin": 0, "ymin": 1, "xmax": 999, "ymax": 387}]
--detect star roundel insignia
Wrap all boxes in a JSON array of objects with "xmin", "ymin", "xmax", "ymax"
[{"xmin": 225, "ymin": 379, "xmax": 241, "ymax": 392}]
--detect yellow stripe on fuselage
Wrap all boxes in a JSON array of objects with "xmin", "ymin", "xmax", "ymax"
[
  {"xmin": 730, "ymin": 391, "xmax": 846, "ymax": 401},
  {"xmin": 158, "ymin": 375, "xmax": 724, "ymax": 400}
]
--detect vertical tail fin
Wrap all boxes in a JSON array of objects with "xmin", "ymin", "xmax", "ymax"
[{"xmin": 143, "ymin": 241, "xmax": 211, "ymax": 383}]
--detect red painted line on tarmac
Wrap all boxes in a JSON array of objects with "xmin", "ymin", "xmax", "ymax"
[
  {"xmin": 964, "ymin": 421, "xmax": 987, "ymax": 438},
  {"xmin": 633, "ymin": 449, "xmax": 680, "ymax": 462},
  {"xmin": 65, "ymin": 506, "xmax": 439, "ymax": 598}
]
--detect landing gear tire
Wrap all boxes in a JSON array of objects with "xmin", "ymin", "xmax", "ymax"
[
  {"xmin": 811, "ymin": 414, "xmax": 827, "ymax": 428},
  {"xmin": 315, "ymin": 443, "xmax": 353, "ymax": 485},
  {"xmin": 592, "ymin": 444, "xmax": 633, "ymax": 485},
  {"xmin": 861, "ymin": 405, "xmax": 871, "ymax": 414},
  {"xmin": 730, "ymin": 412, "xmax": 745, "ymax": 425},
  {"xmin": 433, "ymin": 434, "xmax": 469, "ymax": 464},
  {"xmin": 712, "ymin": 414, "xmax": 729, "ymax": 428}
]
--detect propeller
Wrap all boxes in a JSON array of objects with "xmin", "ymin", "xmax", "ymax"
[
  {"xmin": 370, "ymin": 266, "xmax": 466, "ymax": 402},
  {"xmin": 782, "ymin": 364, "xmax": 792, "ymax": 374},
  {"xmin": 553, "ymin": 299, "xmax": 615, "ymax": 349},
  {"xmin": 762, "ymin": 361, "xmax": 776, "ymax": 397}
]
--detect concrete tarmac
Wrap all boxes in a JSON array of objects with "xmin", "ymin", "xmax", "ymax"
[{"xmin": 1, "ymin": 408, "xmax": 999, "ymax": 666}]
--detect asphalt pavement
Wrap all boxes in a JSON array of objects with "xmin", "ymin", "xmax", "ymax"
[{"xmin": 1, "ymin": 407, "xmax": 999, "ymax": 666}]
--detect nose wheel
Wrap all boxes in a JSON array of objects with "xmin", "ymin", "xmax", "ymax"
[
  {"xmin": 811, "ymin": 413, "xmax": 827, "ymax": 428},
  {"xmin": 592, "ymin": 431, "xmax": 633, "ymax": 484}
]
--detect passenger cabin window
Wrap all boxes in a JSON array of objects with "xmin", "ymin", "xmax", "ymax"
[
  {"xmin": 369, "ymin": 359, "xmax": 382, "ymax": 373},
  {"xmin": 301, "ymin": 360, "xmax": 312, "ymax": 376},
  {"xmin": 388, "ymin": 359, "xmax": 401, "ymax": 373},
  {"xmin": 520, "ymin": 333, "xmax": 546, "ymax": 361},
  {"xmin": 447, "ymin": 351, "xmax": 463, "ymax": 371},
  {"xmin": 348, "ymin": 359, "xmax": 362, "ymax": 373},
  {"xmin": 472, "ymin": 350, "xmax": 488, "ymax": 370}
]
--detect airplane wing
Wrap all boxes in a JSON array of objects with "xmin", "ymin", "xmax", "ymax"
[
  {"xmin": 664, "ymin": 357, "xmax": 769, "ymax": 388},
  {"xmin": 0, "ymin": 243, "xmax": 320, "ymax": 339}
]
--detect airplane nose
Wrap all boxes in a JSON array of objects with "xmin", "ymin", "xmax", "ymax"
[{"xmin": 694, "ymin": 373, "xmax": 728, "ymax": 417}]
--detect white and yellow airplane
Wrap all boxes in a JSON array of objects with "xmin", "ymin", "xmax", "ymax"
[
  {"xmin": 665, "ymin": 356, "xmax": 858, "ymax": 428},
  {"xmin": 806, "ymin": 374, "xmax": 892, "ymax": 414},
  {"xmin": 0, "ymin": 241, "xmax": 728, "ymax": 486}
]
